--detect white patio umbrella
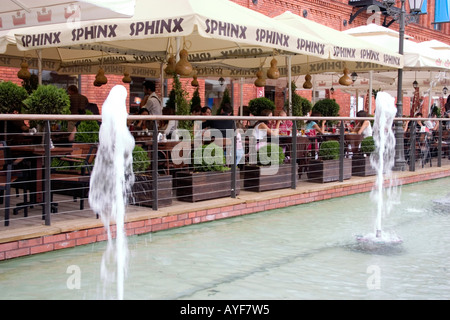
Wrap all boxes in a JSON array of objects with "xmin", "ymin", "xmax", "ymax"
[
  {"xmin": 0, "ymin": 0, "xmax": 135, "ymax": 32},
  {"xmin": 344, "ymin": 24, "xmax": 449, "ymax": 71}
]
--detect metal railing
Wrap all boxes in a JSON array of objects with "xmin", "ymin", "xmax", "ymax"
[{"xmin": 1, "ymin": 114, "xmax": 449, "ymax": 227}]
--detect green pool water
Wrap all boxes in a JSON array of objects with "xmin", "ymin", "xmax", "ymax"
[{"xmin": 0, "ymin": 178, "xmax": 449, "ymax": 300}]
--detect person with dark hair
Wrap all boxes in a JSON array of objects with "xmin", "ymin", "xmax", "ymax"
[
  {"xmin": 202, "ymin": 103, "xmax": 233, "ymax": 136},
  {"xmin": 252, "ymin": 108, "xmax": 280, "ymax": 150},
  {"xmin": 141, "ymin": 80, "xmax": 162, "ymax": 116},
  {"xmin": 352, "ymin": 110, "xmax": 372, "ymax": 138},
  {"xmin": 67, "ymin": 84, "xmax": 88, "ymax": 135},
  {"xmin": 201, "ymin": 106, "xmax": 212, "ymax": 116},
  {"xmin": 305, "ymin": 111, "xmax": 325, "ymax": 135},
  {"xmin": 134, "ymin": 107, "xmax": 151, "ymax": 131}
]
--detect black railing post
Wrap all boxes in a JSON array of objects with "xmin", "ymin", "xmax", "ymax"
[
  {"xmin": 44, "ymin": 120, "xmax": 51, "ymax": 226},
  {"xmin": 410, "ymin": 121, "xmax": 416, "ymax": 172},
  {"xmin": 231, "ymin": 122, "xmax": 237, "ymax": 198},
  {"xmin": 438, "ymin": 120, "xmax": 442, "ymax": 167},
  {"xmin": 152, "ymin": 120, "xmax": 159, "ymax": 211},
  {"xmin": 291, "ymin": 120, "xmax": 297, "ymax": 189},
  {"xmin": 339, "ymin": 121, "xmax": 345, "ymax": 182}
]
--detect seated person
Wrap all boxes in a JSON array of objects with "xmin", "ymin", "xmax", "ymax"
[
  {"xmin": 271, "ymin": 110, "xmax": 293, "ymax": 136},
  {"xmin": 305, "ymin": 112, "xmax": 325, "ymax": 135},
  {"xmin": 252, "ymin": 109, "xmax": 280, "ymax": 150},
  {"xmin": 160, "ymin": 107, "xmax": 177, "ymax": 139},
  {"xmin": 352, "ymin": 110, "xmax": 372, "ymax": 138},
  {"xmin": 134, "ymin": 108, "xmax": 152, "ymax": 131},
  {"xmin": 404, "ymin": 112, "xmax": 424, "ymax": 133}
]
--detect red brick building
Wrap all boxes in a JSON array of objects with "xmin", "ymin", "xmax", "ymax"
[{"xmin": 1, "ymin": 0, "xmax": 449, "ymax": 117}]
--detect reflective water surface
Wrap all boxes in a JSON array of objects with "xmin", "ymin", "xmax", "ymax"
[{"xmin": 0, "ymin": 178, "xmax": 449, "ymax": 300}]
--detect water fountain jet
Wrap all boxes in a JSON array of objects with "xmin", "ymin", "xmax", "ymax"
[
  {"xmin": 88, "ymin": 85, "xmax": 135, "ymax": 299},
  {"xmin": 356, "ymin": 92, "xmax": 403, "ymax": 251}
]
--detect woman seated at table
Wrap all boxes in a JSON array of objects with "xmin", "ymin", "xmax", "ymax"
[
  {"xmin": 352, "ymin": 110, "xmax": 372, "ymax": 138},
  {"xmin": 270, "ymin": 110, "xmax": 293, "ymax": 136},
  {"xmin": 305, "ymin": 112, "xmax": 326, "ymax": 135},
  {"xmin": 404, "ymin": 112, "xmax": 424, "ymax": 133},
  {"xmin": 252, "ymin": 109, "xmax": 280, "ymax": 150},
  {"xmin": 134, "ymin": 108, "xmax": 152, "ymax": 131}
]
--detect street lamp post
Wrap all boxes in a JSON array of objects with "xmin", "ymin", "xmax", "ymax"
[{"xmin": 384, "ymin": 0, "xmax": 424, "ymax": 171}]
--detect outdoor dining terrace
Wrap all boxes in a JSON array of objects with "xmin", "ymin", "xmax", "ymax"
[{"xmin": 0, "ymin": 113, "xmax": 449, "ymax": 233}]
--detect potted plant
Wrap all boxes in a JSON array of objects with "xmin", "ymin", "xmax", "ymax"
[
  {"xmin": 22, "ymin": 84, "xmax": 70, "ymax": 130},
  {"xmin": 131, "ymin": 145, "xmax": 173, "ymax": 208},
  {"xmin": 175, "ymin": 142, "xmax": 240, "ymax": 202},
  {"xmin": 352, "ymin": 136, "xmax": 376, "ymax": 176},
  {"xmin": 312, "ymin": 98, "xmax": 340, "ymax": 128},
  {"xmin": 248, "ymin": 97, "xmax": 275, "ymax": 116},
  {"xmin": 243, "ymin": 143, "xmax": 295, "ymax": 192},
  {"xmin": 307, "ymin": 140, "xmax": 351, "ymax": 183},
  {"xmin": 0, "ymin": 81, "xmax": 29, "ymax": 140}
]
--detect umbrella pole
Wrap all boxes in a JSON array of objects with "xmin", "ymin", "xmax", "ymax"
[
  {"xmin": 240, "ymin": 77, "xmax": 243, "ymax": 116},
  {"xmin": 286, "ymin": 55, "xmax": 292, "ymax": 116},
  {"xmin": 37, "ymin": 49, "xmax": 42, "ymax": 85},
  {"xmin": 369, "ymin": 70, "xmax": 373, "ymax": 114}
]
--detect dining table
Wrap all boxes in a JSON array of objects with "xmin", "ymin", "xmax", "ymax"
[{"xmin": 10, "ymin": 145, "xmax": 74, "ymax": 205}]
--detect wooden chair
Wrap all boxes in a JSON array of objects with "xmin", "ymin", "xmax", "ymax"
[
  {"xmin": 51, "ymin": 144, "xmax": 97, "ymax": 210},
  {"xmin": 0, "ymin": 141, "xmax": 22, "ymax": 226}
]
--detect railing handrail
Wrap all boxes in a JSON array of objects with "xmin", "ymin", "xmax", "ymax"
[{"xmin": 0, "ymin": 114, "xmax": 448, "ymax": 122}]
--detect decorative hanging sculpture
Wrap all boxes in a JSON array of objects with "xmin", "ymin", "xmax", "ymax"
[
  {"xmin": 254, "ymin": 70, "xmax": 266, "ymax": 87},
  {"xmin": 94, "ymin": 68, "xmax": 108, "ymax": 86},
  {"xmin": 17, "ymin": 61, "xmax": 31, "ymax": 80},
  {"xmin": 191, "ymin": 74, "xmax": 199, "ymax": 87},
  {"xmin": 339, "ymin": 68, "xmax": 353, "ymax": 86},
  {"xmin": 267, "ymin": 58, "xmax": 280, "ymax": 80},
  {"xmin": 122, "ymin": 71, "xmax": 132, "ymax": 84},
  {"xmin": 164, "ymin": 55, "xmax": 176, "ymax": 76},
  {"xmin": 175, "ymin": 49, "xmax": 193, "ymax": 76},
  {"xmin": 303, "ymin": 74, "xmax": 313, "ymax": 89}
]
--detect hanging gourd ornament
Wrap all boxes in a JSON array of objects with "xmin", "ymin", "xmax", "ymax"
[
  {"xmin": 164, "ymin": 55, "xmax": 176, "ymax": 76},
  {"xmin": 95, "ymin": 68, "xmax": 108, "ymax": 86},
  {"xmin": 303, "ymin": 74, "xmax": 313, "ymax": 89},
  {"xmin": 17, "ymin": 61, "xmax": 31, "ymax": 80},
  {"xmin": 122, "ymin": 71, "xmax": 132, "ymax": 83},
  {"xmin": 339, "ymin": 68, "xmax": 352, "ymax": 86},
  {"xmin": 191, "ymin": 74, "xmax": 199, "ymax": 87},
  {"xmin": 254, "ymin": 70, "xmax": 266, "ymax": 87},
  {"xmin": 175, "ymin": 49, "xmax": 193, "ymax": 76},
  {"xmin": 267, "ymin": 58, "xmax": 280, "ymax": 80}
]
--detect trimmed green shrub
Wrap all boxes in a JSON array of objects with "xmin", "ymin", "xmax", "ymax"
[
  {"xmin": 361, "ymin": 136, "xmax": 375, "ymax": 155},
  {"xmin": 0, "ymin": 81, "xmax": 28, "ymax": 114},
  {"xmin": 312, "ymin": 98, "xmax": 340, "ymax": 126},
  {"xmin": 319, "ymin": 140, "xmax": 340, "ymax": 161},
  {"xmin": 22, "ymin": 84, "xmax": 70, "ymax": 127},
  {"xmin": 74, "ymin": 110, "xmax": 99, "ymax": 143},
  {"xmin": 193, "ymin": 143, "xmax": 229, "ymax": 172},
  {"xmin": 257, "ymin": 143, "xmax": 285, "ymax": 166},
  {"xmin": 132, "ymin": 145, "xmax": 150, "ymax": 174},
  {"xmin": 248, "ymin": 97, "xmax": 275, "ymax": 116}
]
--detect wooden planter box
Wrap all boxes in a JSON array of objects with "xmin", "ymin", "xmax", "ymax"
[
  {"xmin": 131, "ymin": 174, "xmax": 173, "ymax": 208},
  {"xmin": 307, "ymin": 158, "xmax": 352, "ymax": 183},
  {"xmin": 175, "ymin": 170, "xmax": 240, "ymax": 202},
  {"xmin": 243, "ymin": 163, "xmax": 296, "ymax": 192},
  {"xmin": 352, "ymin": 154, "xmax": 376, "ymax": 177}
]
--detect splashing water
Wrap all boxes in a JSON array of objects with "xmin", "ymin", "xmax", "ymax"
[
  {"xmin": 357, "ymin": 92, "xmax": 402, "ymax": 250},
  {"xmin": 88, "ymin": 85, "xmax": 135, "ymax": 299}
]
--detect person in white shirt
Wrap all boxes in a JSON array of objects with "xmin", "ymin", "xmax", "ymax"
[
  {"xmin": 141, "ymin": 80, "xmax": 162, "ymax": 116},
  {"xmin": 353, "ymin": 110, "xmax": 372, "ymax": 138}
]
